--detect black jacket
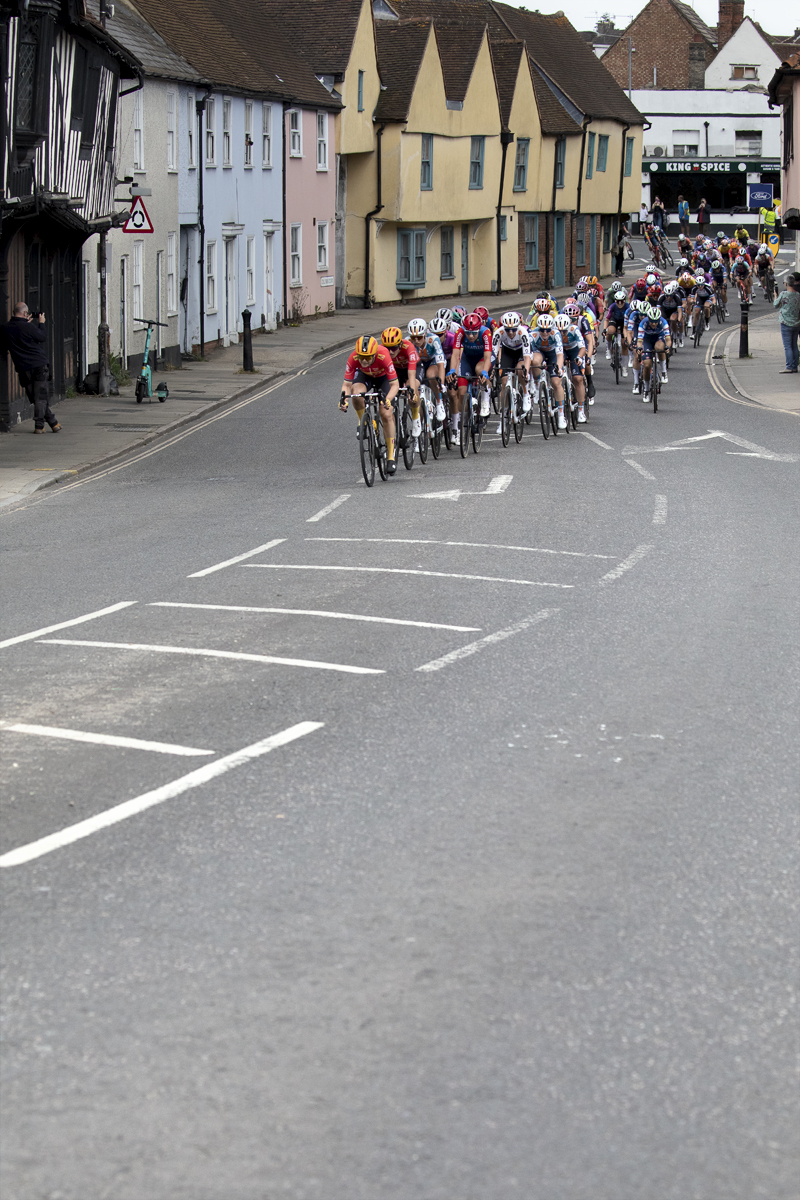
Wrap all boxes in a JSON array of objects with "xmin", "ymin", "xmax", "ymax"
[{"xmin": 4, "ymin": 317, "xmax": 48, "ymax": 372}]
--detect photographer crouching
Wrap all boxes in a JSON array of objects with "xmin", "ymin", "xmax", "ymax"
[{"xmin": 4, "ymin": 302, "xmax": 61, "ymax": 433}]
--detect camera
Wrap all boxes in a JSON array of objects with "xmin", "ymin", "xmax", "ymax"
[{"xmin": 28, "ymin": 310, "xmax": 43, "ymax": 319}]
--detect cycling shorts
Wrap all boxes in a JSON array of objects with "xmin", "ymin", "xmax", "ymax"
[
  {"xmin": 638, "ymin": 335, "xmax": 664, "ymax": 360},
  {"xmin": 415, "ymin": 360, "xmax": 438, "ymax": 383},
  {"xmin": 534, "ymin": 348, "xmax": 562, "ymax": 377},
  {"xmin": 457, "ymin": 351, "xmax": 487, "ymax": 387},
  {"xmin": 394, "ymin": 366, "xmax": 412, "ymax": 388},
  {"xmin": 353, "ymin": 370, "xmax": 393, "ymax": 399},
  {"xmin": 499, "ymin": 345, "xmax": 525, "ymax": 372},
  {"xmin": 565, "ymin": 349, "xmax": 585, "ymax": 376}
]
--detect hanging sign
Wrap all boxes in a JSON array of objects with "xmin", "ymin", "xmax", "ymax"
[{"xmin": 122, "ymin": 196, "xmax": 154, "ymax": 233}]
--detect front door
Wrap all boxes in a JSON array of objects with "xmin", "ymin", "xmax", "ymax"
[
  {"xmin": 590, "ymin": 216, "xmax": 598, "ymax": 277},
  {"xmin": 224, "ymin": 237, "xmax": 236, "ymax": 345},
  {"xmin": 461, "ymin": 225, "xmax": 469, "ymax": 294},
  {"xmin": 264, "ymin": 232, "xmax": 274, "ymax": 327},
  {"xmin": 155, "ymin": 249, "xmax": 163, "ymax": 360},
  {"xmin": 554, "ymin": 214, "xmax": 565, "ymax": 287}
]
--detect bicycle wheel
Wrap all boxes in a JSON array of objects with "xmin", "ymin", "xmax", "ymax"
[
  {"xmin": 626, "ymin": 244, "xmax": 635, "ymax": 261},
  {"xmin": 471, "ymin": 405, "xmax": 483, "ymax": 454},
  {"xmin": 693, "ymin": 322, "xmax": 702, "ymax": 349},
  {"xmin": 513, "ymin": 389, "xmax": 524, "ymax": 443},
  {"xmin": 500, "ymin": 381, "xmax": 512, "ymax": 447},
  {"xmin": 359, "ymin": 409, "xmax": 376, "ymax": 487},
  {"xmin": 653, "ymin": 371, "xmax": 659, "ymax": 413},
  {"xmin": 376, "ymin": 410, "xmax": 389, "ymax": 481},
  {"xmin": 550, "ymin": 388, "xmax": 559, "ymax": 436},
  {"xmin": 459, "ymin": 395, "xmax": 471, "ymax": 458},
  {"xmin": 417, "ymin": 402, "xmax": 429, "ymax": 464},
  {"xmin": 613, "ymin": 341, "xmax": 620, "ymax": 385},
  {"xmin": 665, "ymin": 248, "xmax": 674, "ymax": 266},
  {"xmin": 538, "ymin": 380, "xmax": 550, "ymax": 440},
  {"xmin": 442, "ymin": 395, "xmax": 453, "ymax": 452},
  {"xmin": 570, "ymin": 381, "xmax": 579, "ymax": 430},
  {"xmin": 401, "ymin": 404, "xmax": 415, "ymax": 470}
]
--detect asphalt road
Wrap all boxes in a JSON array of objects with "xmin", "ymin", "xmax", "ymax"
[{"xmin": 1, "ymin": 307, "xmax": 798, "ymax": 1200}]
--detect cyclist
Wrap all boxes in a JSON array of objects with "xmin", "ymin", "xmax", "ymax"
[
  {"xmin": 734, "ymin": 223, "xmax": 750, "ymax": 247},
  {"xmin": 644, "ymin": 222, "xmax": 661, "ymax": 263},
  {"xmin": 754, "ymin": 244, "xmax": 774, "ymax": 296},
  {"xmin": 672, "ymin": 276, "xmax": 688, "ymax": 345},
  {"xmin": 492, "ymin": 311, "xmax": 533, "ymax": 412},
  {"xmin": 636, "ymin": 303, "xmax": 672, "ymax": 397},
  {"xmin": 603, "ymin": 284, "xmax": 629, "ymax": 368},
  {"xmin": 529, "ymin": 313, "xmax": 566, "ymax": 428},
  {"xmin": 626, "ymin": 299, "xmax": 647, "ymax": 393},
  {"xmin": 709, "ymin": 256, "xmax": 728, "ymax": 314},
  {"xmin": 408, "ymin": 316, "xmax": 447, "ymax": 422},
  {"xmin": 730, "ymin": 254, "xmax": 752, "ymax": 304},
  {"xmin": 628, "ymin": 276, "xmax": 649, "ymax": 307},
  {"xmin": 555, "ymin": 310, "xmax": 588, "ymax": 422},
  {"xmin": 340, "ymin": 335, "xmax": 400, "ymax": 474},
  {"xmin": 688, "ymin": 271, "xmax": 714, "ymax": 334},
  {"xmin": 587, "ymin": 276, "xmax": 605, "ymax": 319},
  {"xmin": 659, "ymin": 280, "xmax": 683, "ymax": 348},
  {"xmin": 381, "ymin": 327, "xmax": 422, "ymax": 437},
  {"xmin": 449, "ymin": 312, "xmax": 493, "ymax": 422}
]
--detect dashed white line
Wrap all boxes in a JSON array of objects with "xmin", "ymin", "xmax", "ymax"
[
  {"xmin": 416, "ymin": 610, "xmax": 555, "ymax": 673},
  {"xmin": 599, "ymin": 543, "xmax": 654, "ymax": 585},
  {"xmin": 244, "ymin": 564, "xmax": 573, "ymax": 588},
  {"xmin": 39, "ymin": 638, "xmax": 383, "ymax": 675},
  {"xmin": 653, "ymin": 495, "xmax": 668, "ymax": 525},
  {"xmin": 624, "ymin": 459, "xmax": 657, "ymax": 481},
  {"xmin": 579, "ymin": 432, "xmax": 614, "ymax": 450},
  {"xmin": 306, "ymin": 537, "xmax": 614, "ymax": 559},
  {"xmin": 0, "ymin": 601, "xmax": 138, "ymax": 651},
  {"xmin": 306, "ymin": 494, "xmax": 351, "ymax": 523},
  {"xmin": 0, "ymin": 721, "xmax": 324, "ymax": 868},
  {"xmin": 1, "ymin": 722, "xmax": 213, "ymax": 757},
  {"xmin": 187, "ymin": 538, "xmax": 285, "ymax": 578},
  {"xmin": 149, "ymin": 601, "xmax": 479, "ymax": 633}
]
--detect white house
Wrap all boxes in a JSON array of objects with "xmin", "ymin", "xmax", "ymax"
[{"xmin": 705, "ymin": 16, "xmax": 794, "ymax": 91}]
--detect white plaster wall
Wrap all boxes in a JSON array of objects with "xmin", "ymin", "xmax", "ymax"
[
  {"xmin": 705, "ymin": 19, "xmax": 781, "ymax": 90},
  {"xmin": 634, "ymin": 89, "xmax": 781, "ymax": 159}
]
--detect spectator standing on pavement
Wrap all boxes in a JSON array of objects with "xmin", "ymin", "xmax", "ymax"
[
  {"xmin": 651, "ymin": 196, "xmax": 666, "ymax": 230},
  {"xmin": 3, "ymin": 303, "xmax": 61, "ymax": 433},
  {"xmin": 774, "ymin": 274, "xmax": 800, "ymax": 374},
  {"xmin": 678, "ymin": 195, "xmax": 690, "ymax": 236},
  {"xmin": 697, "ymin": 198, "xmax": 710, "ymax": 233}
]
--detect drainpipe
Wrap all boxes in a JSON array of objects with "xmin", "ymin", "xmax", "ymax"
[
  {"xmin": 282, "ymin": 102, "xmax": 288, "ymax": 325},
  {"xmin": 196, "ymin": 93, "xmax": 211, "ymax": 356},
  {"xmin": 575, "ymin": 116, "xmax": 590, "ymax": 216},
  {"xmin": 617, "ymin": 121, "xmax": 630, "ymax": 217},
  {"xmin": 496, "ymin": 130, "xmax": 514, "ymax": 296},
  {"xmin": 548, "ymin": 136, "xmax": 562, "ymax": 287},
  {"xmin": 704, "ymin": 120, "xmax": 710, "ymax": 157},
  {"xmin": 364, "ymin": 123, "xmax": 385, "ymax": 309}
]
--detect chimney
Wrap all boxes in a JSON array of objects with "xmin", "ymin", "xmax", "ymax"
[{"xmin": 717, "ymin": 0, "xmax": 745, "ymax": 49}]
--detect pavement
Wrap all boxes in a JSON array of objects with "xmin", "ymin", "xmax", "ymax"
[{"xmin": 722, "ymin": 309, "xmax": 800, "ymax": 415}]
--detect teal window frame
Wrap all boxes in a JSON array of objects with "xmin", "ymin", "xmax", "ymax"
[
  {"xmin": 397, "ymin": 228, "xmax": 426, "ymax": 289},
  {"xmin": 499, "ymin": 215, "xmax": 507, "ymax": 241},
  {"xmin": 602, "ymin": 217, "xmax": 610, "ymax": 252},
  {"xmin": 357, "ymin": 70, "xmax": 364, "ymax": 112},
  {"xmin": 523, "ymin": 213, "xmax": 538, "ymax": 271},
  {"xmin": 440, "ymin": 225, "xmax": 454, "ymax": 278},
  {"xmin": 420, "ymin": 134, "xmax": 433, "ymax": 190},
  {"xmin": 597, "ymin": 134, "xmax": 609, "ymax": 172},
  {"xmin": 585, "ymin": 131, "xmax": 595, "ymax": 179},
  {"xmin": 513, "ymin": 138, "xmax": 529, "ymax": 191},
  {"xmin": 555, "ymin": 137, "xmax": 565, "ymax": 188},
  {"xmin": 624, "ymin": 136, "xmax": 634, "ymax": 177},
  {"xmin": 576, "ymin": 215, "xmax": 586, "ymax": 266},
  {"xmin": 469, "ymin": 136, "xmax": 484, "ymax": 189}
]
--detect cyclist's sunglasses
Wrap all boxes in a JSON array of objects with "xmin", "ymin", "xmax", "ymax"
[{"xmin": 355, "ymin": 352, "xmax": 376, "ymax": 362}]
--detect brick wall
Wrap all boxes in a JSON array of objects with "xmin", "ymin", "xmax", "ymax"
[
  {"xmin": 603, "ymin": 0, "xmax": 714, "ymax": 91},
  {"xmin": 517, "ymin": 212, "xmax": 585, "ymax": 292}
]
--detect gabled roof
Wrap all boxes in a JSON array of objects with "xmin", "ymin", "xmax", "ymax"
[
  {"xmin": 493, "ymin": 3, "xmax": 644, "ymax": 124},
  {"xmin": 85, "ymin": 0, "xmax": 200, "ymax": 82},
  {"xmin": 489, "ymin": 38, "xmax": 525, "ymax": 130},
  {"xmin": 373, "ymin": 18, "xmax": 434, "ymax": 121},
  {"xmin": 252, "ymin": 0, "xmax": 366, "ymax": 78},
  {"xmin": 669, "ymin": 0, "xmax": 716, "ymax": 45},
  {"xmin": 530, "ymin": 68, "xmax": 583, "ymax": 136},
  {"xmin": 384, "ymin": 1, "xmax": 492, "ymax": 104},
  {"xmin": 128, "ymin": 0, "xmax": 341, "ymax": 107}
]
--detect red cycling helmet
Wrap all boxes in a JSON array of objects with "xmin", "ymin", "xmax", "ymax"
[
  {"xmin": 646, "ymin": 284, "xmax": 661, "ymax": 300},
  {"xmin": 462, "ymin": 313, "xmax": 482, "ymax": 332},
  {"xmin": 473, "ymin": 306, "xmax": 489, "ymax": 323}
]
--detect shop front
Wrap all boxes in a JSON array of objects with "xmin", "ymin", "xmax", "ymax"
[{"xmin": 639, "ymin": 157, "xmax": 781, "ymax": 229}]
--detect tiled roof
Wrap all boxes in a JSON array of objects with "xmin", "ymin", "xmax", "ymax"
[
  {"xmin": 252, "ymin": 0, "xmax": 365, "ymax": 78},
  {"xmin": 85, "ymin": 0, "xmax": 200, "ymax": 82},
  {"xmin": 128, "ymin": 0, "xmax": 341, "ymax": 107},
  {"xmin": 530, "ymin": 69, "xmax": 582, "ymax": 136},
  {"xmin": 374, "ymin": 19, "xmax": 433, "ymax": 121},
  {"xmin": 669, "ymin": 0, "xmax": 716, "ymax": 44},
  {"xmin": 387, "ymin": 2, "xmax": 491, "ymax": 103},
  {"xmin": 489, "ymin": 38, "xmax": 523, "ymax": 129},
  {"xmin": 493, "ymin": 3, "xmax": 644, "ymax": 124}
]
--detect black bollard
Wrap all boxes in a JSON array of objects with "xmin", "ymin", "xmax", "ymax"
[
  {"xmin": 242, "ymin": 309, "xmax": 254, "ymax": 372},
  {"xmin": 739, "ymin": 301, "xmax": 749, "ymax": 358}
]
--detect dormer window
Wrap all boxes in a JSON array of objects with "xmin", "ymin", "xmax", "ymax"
[
  {"xmin": 731, "ymin": 65, "xmax": 758, "ymax": 80},
  {"xmin": 16, "ymin": 19, "xmax": 40, "ymax": 131}
]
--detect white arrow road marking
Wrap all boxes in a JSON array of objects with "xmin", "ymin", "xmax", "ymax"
[
  {"xmin": 150, "ymin": 601, "xmax": 480, "ymax": 633},
  {"xmin": 188, "ymin": 538, "xmax": 285, "ymax": 578},
  {"xmin": 622, "ymin": 431, "xmax": 799, "ymax": 462},
  {"xmin": 307, "ymin": 537, "xmax": 615, "ymax": 559},
  {"xmin": 409, "ymin": 475, "xmax": 513, "ymax": 500},
  {"xmin": 625, "ymin": 459, "xmax": 657, "ymax": 480},
  {"xmin": 39, "ymin": 639, "xmax": 383, "ymax": 675},
  {"xmin": 416, "ymin": 610, "xmax": 555, "ymax": 673},
  {"xmin": 579, "ymin": 432, "xmax": 614, "ymax": 450},
  {"xmin": 306, "ymin": 494, "xmax": 350, "ymax": 523},
  {"xmin": 0, "ymin": 602, "xmax": 137, "ymax": 651},
  {"xmin": 0, "ymin": 721, "xmax": 324, "ymax": 868},
  {"xmin": 1, "ymin": 722, "xmax": 214, "ymax": 757},
  {"xmin": 244, "ymin": 564, "xmax": 573, "ymax": 588},
  {"xmin": 599, "ymin": 544, "xmax": 654, "ymax": 585}
]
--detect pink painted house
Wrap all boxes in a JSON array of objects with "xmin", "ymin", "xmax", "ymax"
[{"xmin": 284, "ymin": 107, "xmax": 338, "ymax": 317}]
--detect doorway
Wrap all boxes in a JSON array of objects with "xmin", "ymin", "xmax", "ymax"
[
  {"xmin": 224, "ymin": 237, "xmax": 237, "ymax": 345},
  {"xmin": 156, "ymin": 249, "xmax": 164, "ymax": 360},
  {"xmin": 554, "ymin": 214, "xmax": 565, "ymax": 287},
  {"xmin": 590, "ymin": 216, "xmax": 598, "ymax": 277},
  {"xmin": 460, "ymin": 225, "xmax": 469, "ymax": 294}
]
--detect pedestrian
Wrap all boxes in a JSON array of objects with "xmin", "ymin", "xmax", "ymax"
[
  {"xmin": 697, "ymin": 197, "xmax": 710, "ymax": 234},
  {"xmin": 774, "ymin": 274, "xmax": 800, "ymax": 374},
  {"xmin": 639, "ymin": 201, "xmax": 649, "ymax": 230},
  {"xmin": 678, "ymin": 194, "xmax": 690, "ymax": 236},
  {"xmin": 3, "ymin": 302, "xmax": 61, "ymax": 433},
  {"xmin": 651, "ymin": 195, "xmax": 666, "ymax": 230},
  {"xmin": 613, "ymin": 216, "xmax": 628, "ymax": 276}
]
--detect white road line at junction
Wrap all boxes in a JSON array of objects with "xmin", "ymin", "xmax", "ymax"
[
  {"xmin": 624, "ymin": 459, "xmax": 657, "ymax": 481},
  {"xmin": 188, "ymin": 538, "xmax": 285, "ymax": 578},
  {"xmin": 244, "ymin": 564, "xmax": 574, "ymax": 588},
  {"xmin": 0, "ymin": 721, "xmax": 324, "ymax": 868},
  {"xmin": 149, "ymin": 601, "xmax": 480, "ymax": 633},
  {"xmin": 307, "ymin": 537, "xmax": 614, "ymax": 559},
  {"xmin": 579, "ymin": 432, "xmax": 614, "ymax": 450},
  {"xmin": 1, "ymin": 722, "xmax": 214, "ymax": 757},
  {"xmin": 0, "ymin": 601, "xmax": 138, "ymax": 651},
  {"xmin": 306, "ymin": 494, "xmax": 351, "ymax": 523},
  {"xmin": 599, "ymin": 543, "xmax": 654, "ymax": 585},
  {"xmin": 483, "ymin": 475, "xmax": 513, "ymax": 494},
  {"xmin": 653, "ymin": 495, "xmax": 668, "ymax": 525},
  {"xmin": 416, "ymin": 610, "xmax": 555, "ymax": 674},
  {"xmin": 38, "ymin": 638, "xmax": 383, "ymax": 675}
]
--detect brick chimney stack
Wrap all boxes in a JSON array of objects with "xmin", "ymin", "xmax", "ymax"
[{"xmin": 717, "ymin": 0, "xmax": 745, "ymax": 48}]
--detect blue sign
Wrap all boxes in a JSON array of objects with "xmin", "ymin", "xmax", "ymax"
[{"xmin": 748, "ymin": 182, "xmax": 773, "ymax": 209}]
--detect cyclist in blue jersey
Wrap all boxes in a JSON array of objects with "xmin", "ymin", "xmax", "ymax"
[
  {"xmin": 636, "ymin": 303, "xmax": 672, "ymax": 397},
  {"xmin": 530, "ymin": 314, "xmax": 566, "ymax": 428},
  {"xmin": 408, "ymin": 316, "xmax": 447, "ymax": 421},
  {"xmin": 626, "ymin": 299, "xmax": 648, "ymax": 393},
  {"xmin": 555, "ymin": 311, "xmax": 588, "ymax": 422}
]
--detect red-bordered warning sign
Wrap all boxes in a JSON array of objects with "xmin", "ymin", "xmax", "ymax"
[{"xmin": 122, "ymin": 196, "xmax": 154, "ymax": 233}]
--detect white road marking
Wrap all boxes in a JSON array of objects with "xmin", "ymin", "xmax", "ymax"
[
  {"xmin": 307, "ymin": 537, "xmax": 614, "ymax": 559},
  {"xmin": 483, "ymin": 475, "xmax": 513, "ymax": 494},
  {"xmin": 579, "ymin": 432, "xmax": 614, "ymax": 450},
  {"xmin": 0, "ymin": 601, "xmax": 137, "ymax": 651},
  {"xmin": 622, "ymin": 430, "xmax": 799, "ymax": 462},
  {"xmin": 39, "ymin": 638, "xmax": 383, "ymax": 675},
  {"xmin": 624, "ymin": 459, "xmax": 657, "ymax": 480},
  {"xmin": 306, "ymin": 494, "xmax": 351, "ymax": 523},
  {"xmin": 244, "ymin": 564, "xmax": 573, "ymax": 588},
  {"xmin": 149, "ymin": 601, "xmax": 480, "ymax": 633},
  {"xmin": 416, "ymin": 610, "xmax": 554, "ymax": 673},
  {"xmin": 653, "ymin": 495, "xmax": 668, "ymax": 525},
  {"xmin": 0, "ymin": 721, "xmax": 323, "ymax": 868},
  {"xmin": 1, "ymin": 722, "xmax": 213, "ymax": 757},
  {"xmin": 408, "ymin": 474, "xmax": 513, "ymax": 501},
  {"xmin": 187, "ymin": 538, "xmax": 285, "ymax": 577},
  {"xmin": 599, "ymin": 543, "xmax": 654, "ymax": 584}
]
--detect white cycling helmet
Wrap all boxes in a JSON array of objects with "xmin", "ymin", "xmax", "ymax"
[
  {"xmin": 428, "ymin": 316, "xmax": 448, "ymax": 336},
  {"xmin": 646, "ymin": 305, "xmax": 661, "ymax": 321},
  {"xmin": 436, "ymin": 307, "xmax": 453, "ymax": 323},
  {"xmin": 407, "ymin": 318, "xmax": 427, "ymax": 337},
  {"xmin": 758, "ymin": 244, "xmax": 768, "ymax": 255},
  {"xmin": 537, "ymin": 313, "xmax": 554, "ymax": 330},
  {"xmin": 646, "ymin": 262, "xmax": 659, "ymax": 273},
  {"xmin": 563, "ymin": 302, "xmax": 580, "ymax": 318},
  {"xmin": 735, "ymin": 255, "xmax": 745, "ymax": 264},
  {"xmin": 501, "ymin": 310, "xmax": 521, "ymax": 330},
  {"xmin": 663, "ymin": 280, "xmax": 678, "ymax": 295},
  {"xmin": 646, "ymin": 273, "xmax": 658, "ymax": 287},
  {"xmin": 694, "ymin": 273, "xmax": 705, "ymax": 284},
  {"xmin": 678, "ymin": 256, "xmax": 689, "ymax": 267},
  {"xmin": 554, "ymin": 313, "xmax": 571, "ymax": 332}
]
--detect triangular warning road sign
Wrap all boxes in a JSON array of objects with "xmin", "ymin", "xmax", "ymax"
[{"xmin": 122, "ymin": 196, "xmax": 154, "ymax": 234}]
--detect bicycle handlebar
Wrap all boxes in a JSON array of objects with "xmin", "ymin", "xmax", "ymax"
[{"xmin": 133, "ymin": 318, "xmax": 169, "ymax": 327}]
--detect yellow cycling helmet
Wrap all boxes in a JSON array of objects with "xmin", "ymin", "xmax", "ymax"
[
  {"xmin": 381, "ymin": 327, "xmax": 403, "ymax": 349},
  {"xmin": 587, "ymin": 275, "xmax": 599, "ymax": 286},
  {"xmin": 354, "ymin": 335, "xmax": 379, "ymax": 359}
]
